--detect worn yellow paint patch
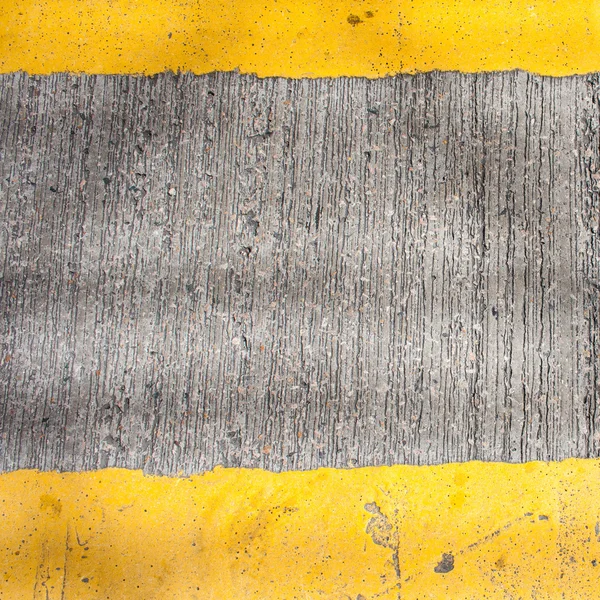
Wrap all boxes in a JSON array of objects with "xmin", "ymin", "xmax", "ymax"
[
  {"xmin": 0, "ymin": 0, "xmax": 600, "ymax": 76},
  {"xmin": 1, "ymin": 460, "xmax": 600, "ymax": 598}
]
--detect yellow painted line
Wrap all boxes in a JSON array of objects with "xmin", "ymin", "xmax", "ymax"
[
  {"xmin": 0, "ymin": 0, "xmax": 599, "ymax": 77},
  {"xmin": 1, "ymin": 460, "xmax": 600, "ymax": 598}
]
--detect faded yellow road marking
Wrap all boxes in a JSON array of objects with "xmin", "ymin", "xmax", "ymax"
[
  {"xmin": 1, "ymin": 460, "xmax": 600, "ymax": 598},
  {"xmin": 1, "ymin": 0, "xmax": 600, "ymax": 76}
]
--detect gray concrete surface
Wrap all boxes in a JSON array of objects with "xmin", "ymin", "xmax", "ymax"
[{"xmin": 0, "ymin": 71, "xmax": 599, "ymax": 474}]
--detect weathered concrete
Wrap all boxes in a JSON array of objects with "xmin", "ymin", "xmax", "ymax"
[{"xmin": 0, "ymin": 72, "xmax": 599, "ymax": 474}]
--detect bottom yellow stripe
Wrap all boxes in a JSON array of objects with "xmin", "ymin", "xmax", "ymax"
[{"xmin": 1, "ymin": 460, "xmax": 599, "ymax": 598}]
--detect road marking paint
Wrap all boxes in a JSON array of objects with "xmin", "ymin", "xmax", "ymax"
[
  {"xmin": 1, "ymin": 459, "xmax": 600, "ymax": 598},
  {"xmin": 1, "ymin": 0, "xmax": 600, "ymax": 76}
]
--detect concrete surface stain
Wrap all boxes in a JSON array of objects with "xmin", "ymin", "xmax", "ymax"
[
  {"xmin": 347, "ymin": 14, "xmax": 363, "ymax": 27},
  {"xmin": 1, "ymin": 0, "xmax": 600, "ymax": 76},
  {"xmin": 1, "ymin": 459, "xmax": 600, "ymax": 598},
  {"xmin": 39, "ymin": 494, "xmax": 62, "ymax": 516},
  {"xmin": 434, "ymin": 552, "xmax": 455, "ymax": 573}
]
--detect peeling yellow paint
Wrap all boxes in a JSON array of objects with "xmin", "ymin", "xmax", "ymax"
[
  {"xmin": 1, "ymin": 460, "xmax": 600, "ymax": 598},
  {"xmin": 0, "ymin": 0, "xmax": 600, "ymax": 76}
]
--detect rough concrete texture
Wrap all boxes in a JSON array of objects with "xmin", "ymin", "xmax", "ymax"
[{"xmin": 0, "ymin": 72, "xmax": 599, "ymax": 474}]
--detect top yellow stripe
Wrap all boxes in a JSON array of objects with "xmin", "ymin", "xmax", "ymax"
[{"xmin": 1, "ymin": 0, "xmax": 599, "ymax": 77}]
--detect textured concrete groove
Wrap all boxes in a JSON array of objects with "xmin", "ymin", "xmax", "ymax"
[{"xmin": 0, "ymin": 71, "xmax": 599, "ymax": 474}]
